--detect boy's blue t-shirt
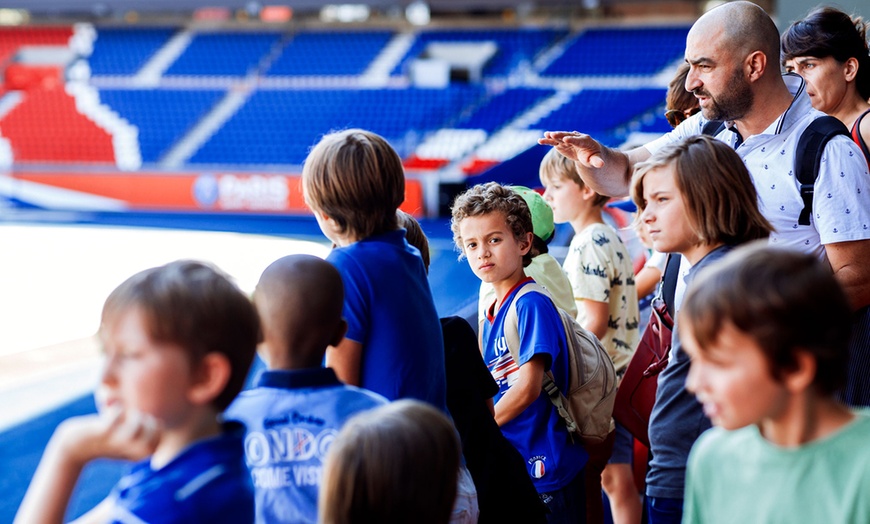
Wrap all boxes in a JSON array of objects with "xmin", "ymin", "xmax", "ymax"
[
  {"xmin": 224, "ymin": 368, "xmax": 388, "ymax": 524},
  {"xmin": 327, "ymin": 229, "xmax": 447, "ymax": 411},
  {"xmin": 106, "ymin": 423, "xmax": 254, "ymax": 524},
  {"xmin": 482, "ymin": 278, "xmax": 588, "ymax": 493}
]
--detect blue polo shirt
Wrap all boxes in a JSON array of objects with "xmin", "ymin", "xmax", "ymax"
[
  {"xmin": 327, "ymin": 229, "xmax": 447, "ymax": 411},
  {"xmin": 107, "ymin": 423, "xmax": 254, "ymax": 523}
]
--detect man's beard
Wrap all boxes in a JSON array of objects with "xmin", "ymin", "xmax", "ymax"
[{"xmin": 695, "ymin": 67, "xmax": 754, "ymax": 122}]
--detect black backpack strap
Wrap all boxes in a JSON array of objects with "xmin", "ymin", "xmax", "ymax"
[
  {"xmin": 795, "ymin": 116, "xmax": 850, "ymax": 226},
  {"xmin": 701, "ymin": 120, "xmax": 725, "ymax": 137},
  {"xmin": 660, "ymin": 253, "xmax": 681, "ymax": 318}
]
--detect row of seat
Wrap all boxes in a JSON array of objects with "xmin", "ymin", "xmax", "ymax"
[{"xmin": 82, "ymin": 25, "xmax": 686, "ymax": 79}]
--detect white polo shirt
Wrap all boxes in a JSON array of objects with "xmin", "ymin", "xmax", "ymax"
[{"xmin": 645, "ymin": 74, "xmax": 870, "ymax": 262}]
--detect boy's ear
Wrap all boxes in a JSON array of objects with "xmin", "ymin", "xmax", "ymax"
[
  {"xmin": 782, "ymin": 349, "xmax": 817, "ymax": 394},
  {"xmin": 188, "ymin": 353, "xmax": 232, "ymax": 406},
  {"xmin": 518, "ymin": 231, "xmax": 533, "ymax": 255},
  {"xmin": 580, "ymin": 185, "xmax": 598, "ymax": 201},
  {"xmin": 329, "ymin": 319, "xmax": 348, "ymax": 348}
]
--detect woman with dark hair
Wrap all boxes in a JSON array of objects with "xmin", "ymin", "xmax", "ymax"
[{"xmin": 782, "ymin": 6, "xmax": 870, "ymax": 165}]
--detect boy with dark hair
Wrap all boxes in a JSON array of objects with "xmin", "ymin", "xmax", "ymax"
[
  {"xmin": 302, "ymin": 129, "xmax": 446, "ymax": 411},
  {"xmin": 680, "ymin": 243, "xmax": 870, "ymax": 523},
  {"xmin": 225, "ymin": 254, "xmax": 387, "ymax": 524},
  {"xmin": 451, "ymin": 181, "xmax": 587, "ymax": 523},
  {"xmin": 15, "ymin": 260, "xmax": 260, "ymax": 524}
]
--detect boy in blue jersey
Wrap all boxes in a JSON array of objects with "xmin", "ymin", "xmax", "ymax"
[
  {"xmin": 224, "ymin": 254, "xmax": 387, "ymax": 524},
  {"xmin": 450, "ymin": 182, "xmax": 588, "ymax": 524},
  {"xmin": 15, "ymin": 260, "xmax": 260, "ymax": 524},
  {"xmin": 302, "ymin": 128, "xmax": 447, "ymax": 412}
]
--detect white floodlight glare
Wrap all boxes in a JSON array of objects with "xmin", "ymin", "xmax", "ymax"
[
  {"xmin": 320, "ymin": 4, "xmax": 371, "ymax": 23},
  {"xmin": 406, "ymin": 1, "xmax": 430, "ymax": 26},
  {"xmin": 0, "ymin": 8, "xmax": 28, "ymax": 25}
]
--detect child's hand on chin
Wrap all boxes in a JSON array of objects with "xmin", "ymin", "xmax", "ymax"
[{"xmin": 52, "ymin": 407, "xmax": 161, "ymax": 466}]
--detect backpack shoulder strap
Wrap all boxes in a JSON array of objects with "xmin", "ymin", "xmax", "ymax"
[
  {"xmin": 795, "ymin": 115, "xmax": 850, "ymax": 226},
  {"xmin": 701, "ymin": 119, "xmax": 725, "ymax": 137},
  {"xmin": 504, "ymin": 282, "xmax": 577, "ymax": 434},
  {"xmin": 503, "ymin": 282, "xmax": 550, "ymax": 366},
  {"xmin": 660, "ymin": 253, "xmax": 681, "ymax": 318}
]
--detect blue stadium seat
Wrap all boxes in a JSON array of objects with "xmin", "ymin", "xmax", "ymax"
[
  {"xmin": 98, "ymin": 89, "xmax": 224, "ymax": 162},
  {"xmin": 530, "ymin": 88, "xmax": 667, "ymax": 145},
  {"xmin": 165, "ymin": 32, "xmax": 283, "ymax": 76},
  {"xmin": 541, "ymin": 26, "xmax": 689, "ymax": 76},
  {"xmin": 190, "ymin": 86, "xmax": 484, "ymax": 166},
  {"xmin": 456, "ymin": 87, "xmax": 555, "ymax": 132},
  {"xmin": 88, "ymin": 27, "xmax": 176, "ymax": 76},
  {"xmin": 392, "ymin": 28, "xmax": 567, "ymax": 77},
  {"xmin": 266, "ymin": 30, "xmax": 394, "ymax": 76}
]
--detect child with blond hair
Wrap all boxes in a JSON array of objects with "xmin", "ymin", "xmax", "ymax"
[{"xmin": 540, "ymin": 146, "xmax": 641, "ymax": 523}]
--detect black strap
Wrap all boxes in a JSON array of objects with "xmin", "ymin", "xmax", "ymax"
[
  {"xmin": 660, "ymin": 253, "xmax": 681, "ymax": 318},
  {"xmin": 795, "ymin": 116, "xmax": 850, "ymax": 226},
  {"xmin": 701, "ymin": 120, "xmax": 725, "ymax": 137}
]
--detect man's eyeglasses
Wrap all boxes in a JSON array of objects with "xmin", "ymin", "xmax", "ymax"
[{"xmin": 664, "ymin": 107, "xmax": 701, "ymax": 128}]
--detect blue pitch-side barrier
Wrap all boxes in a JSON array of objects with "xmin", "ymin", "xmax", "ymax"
[{"xmin": 0, "ymin": 209, "xmax": 479, "ymax": 521}]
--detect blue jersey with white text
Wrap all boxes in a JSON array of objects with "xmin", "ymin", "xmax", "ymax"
[
  {"xmin": 481, "ymin": 278, "xmax": 588, "ymax": 493},
  {"xmin": 224, "ymin": 368, "xmax": 388, "ymax": 524}
]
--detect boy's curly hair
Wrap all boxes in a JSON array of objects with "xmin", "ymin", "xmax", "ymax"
[{"xmin": 449, "ymin": 182, "xmax": 538, "ymax": 267}]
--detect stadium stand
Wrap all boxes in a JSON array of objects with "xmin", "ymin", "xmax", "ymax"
[
  {"xmin": 0, "ymin": 21, "xmax": 690, "ymax": 210},
  {"xmin": 540, "ymin": 26, "xmax": 689, "ymax": 76},
  {"xmin": 391, "ymin": 27, "xmax": 568, "ymax": 77},
  {"xmin": 265, "ymin": 30, "xmax": 395, "ymax": 76},
  {"xmin": 87, "ymin": 27, "xmax": 176, "ymax": 76},
  {"xmin": 97, "ymin": 88, "xmax": 224, "ymax": 162},
  {"xmin": 164, "ymin": 31, "xmax": 284, "ymax": 76}
]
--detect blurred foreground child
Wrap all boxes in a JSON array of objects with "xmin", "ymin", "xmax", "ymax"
[
  {"xmin": 15, "ymin": 260, "xmax": 259, "ymax": 524},
  {"xmin": 681, "ymin": 243, "xmax": 870, "ymax": 523},
  {"xmin": 319, "ymin": 399, "xmax": 461, "ymax": 524}
]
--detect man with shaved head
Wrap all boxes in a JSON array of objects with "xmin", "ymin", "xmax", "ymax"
[
  {"xmin": 225, "ymin": 254, "xmax": 388, "ymax": 524},
  {"xmin": 541, "ymin": 2, "xmax": 870, "ymax": 522}
]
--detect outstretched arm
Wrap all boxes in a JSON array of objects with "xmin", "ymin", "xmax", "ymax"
[
  {"xmin": 538, "ymin": 132, "xmax": 651, "ymax": 197},
  {"xmin": 14, "ymin": 409, "xmax": 159, "ymax": 524}
]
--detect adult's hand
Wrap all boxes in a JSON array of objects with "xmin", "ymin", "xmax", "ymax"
[{"xmin": 539, "ymin": 131, "xmax": 605, "ymax": 168}]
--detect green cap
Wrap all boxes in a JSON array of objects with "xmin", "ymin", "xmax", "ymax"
[{"xmin": 513, "ymin": 185, "xmax": 555, "ymax": 244}]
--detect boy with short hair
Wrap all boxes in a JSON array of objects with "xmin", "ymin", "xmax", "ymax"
[
  {"xmin": 478, "ymin": 185, "xmax": 577, "ymax": 322},
  {"xmin": 15, "ymin": 260, "xmax": 260, "ymax": 524},
  {"xmin": 224, "ymin": 254, "xmax": 387, "ymax": 524},
  {"xmin": 451, "ymin": 181, "xmax": 587, "ymax": 523},
  {"xmin": 680, "ymin": 243, "xmax": 870, "ymax": 523},
  {"xmin": 302, "ymin": 128, "xmax": 447, "ymax": 411},
  {"xmin": 540, "ymin": 147, "xmax": 641, "ymax": 523}
]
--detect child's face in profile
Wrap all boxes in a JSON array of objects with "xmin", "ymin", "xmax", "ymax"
[
  {"xmin": 639, "ymin": 165, "xmax": 703, "ymax": 262},
  {"xmin": 98, "ymin": 307, "xmax": 197, "ymax": 429},
  {"xmin": 541, "ymin": 175, "xmax": 584, "ymax": 225},
  {"xmin": 458, "ymin": 211, "xmax": 530, "ymax": 294},
  {"xmin": 682, "ymin": 321, "xmax": 789, "ymax": 431}
]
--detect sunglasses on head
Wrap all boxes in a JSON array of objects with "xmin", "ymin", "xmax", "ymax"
[{"xmin": 665, "ymin": 107, "xmax": 701, "ymax": 128}]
